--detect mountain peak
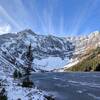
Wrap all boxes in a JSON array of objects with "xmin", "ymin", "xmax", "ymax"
[
  {"xmin": 89, "ymin": 31, "xmax": 100, "ymax": 38},
  {"xmin": 18, "ymin": 29, "xmax": 36, "ymax": 36}
]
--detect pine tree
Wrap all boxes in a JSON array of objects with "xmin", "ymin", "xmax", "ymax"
[
  {"xmin": 13, "ymin": 69, "xmax": 22, "ymax": 78},
  {"xmin": 25, "ymin": 43, "xmax": 33, "ymax": 75}
]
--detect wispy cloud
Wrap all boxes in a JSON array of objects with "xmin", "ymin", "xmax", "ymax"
[
  {"xmin": 0, "ymin": 5, "xmax": 21, "ymax": 30},
  {"xmin": 60, "ymin": 16, "xmax": 64, "ymax": 34},
  {"xmin": 0, "ymin": 0, "xmax": 99, "ymax": 36},
  {"xmin": 35, "ymin": 8, "xmax": 47, "ymax": 34},
  {"xmin": 24, "ymin": 0, "xmax": 47, "ymax": 34},
  {"xmin": 43, "ymin": 9, "xmax": 54, "ymax": 34},
  {"xmin": 71, "ymin": 0, "xmax": 99, "ymax": 35},
  {"xmin": 0, "ymin": 24, "xmax": 11, "ymax": 34},
  {"xmin": 43, "ymin": 0, "xmax": 58, "ymax": 35}
]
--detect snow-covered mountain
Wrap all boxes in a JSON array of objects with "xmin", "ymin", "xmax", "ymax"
[
  {"xmin": 0, "ymin": 29, "xmax": 100, "ymax": 72},
  {"xmin": 0, "ymin": 29, "xmax": 75, "ymax": 71}
]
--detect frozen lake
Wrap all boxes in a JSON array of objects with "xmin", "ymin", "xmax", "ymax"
[{"xmin": 31, "ymin": 72, "xmax": 100, "ymax": 100}]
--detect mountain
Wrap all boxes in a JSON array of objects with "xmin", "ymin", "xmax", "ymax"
[
  {"xmin": 0, "ymin": 29, "xmax": 75, "ymax": 72},
  {"xmin": 64, "ymin": 31, "xmax": 100, "ymax": 71},
  {"xmin": 65, "ymin": 47, "xmax": 100, "ymax": 71},
  {"xmin": 0, "ymin": 29, "xmax": 100, "ymax": 72}
]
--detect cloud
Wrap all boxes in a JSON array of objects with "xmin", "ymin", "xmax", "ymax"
[
  {"xmin": 0, "ymin": 24, "xmax": 11, "ymax": 34},
  {"xmin": 42, "ymin": 1, "xmax": 55, "ymax": 34},
  {"xmin": 0, "ymin": 5, "xmax": 21, "ymax": 30},
  {"xmin": 71, "ymin": 0, "xmax": 99, "ymax": 35},
  {"xmin": 60, "ymin": 16, "xmax": 64, "ymax": 34}
]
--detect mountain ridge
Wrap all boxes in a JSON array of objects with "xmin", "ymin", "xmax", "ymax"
[{"xmin": 0, "ymin": 29, "xmax": 100, "ymax": 72}]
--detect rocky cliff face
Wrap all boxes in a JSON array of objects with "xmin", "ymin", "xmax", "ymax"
[{"xmin": 0, "ymin": 29, "xmax": 100, "ymax": 71}]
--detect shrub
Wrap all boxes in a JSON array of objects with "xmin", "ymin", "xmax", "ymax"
[
  {"xmin": 22, "ymin": 76, "xmax": 34, "ymax": 88},
  {"xmin": 17, "ymin": 98, "xmax": 21, "ymax": 100},
  {"xmin": 0, "ymin": 88, "xmax": 7, "ymax": 100},
  {"xmin": 13, "ymin": 69, "xmax": 22, "ymax": 78},
  {"xmin": 94, "ymin": 63, "xmax": 100, "ymax": 71},
  {"xmin": 44, "ymin": 95, "xmax": 55, "ymax": 100}
]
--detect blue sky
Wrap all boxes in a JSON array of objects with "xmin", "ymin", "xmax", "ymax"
[{"xmin": 0, "ymin": 0, "xmax": 100, "ymax": 36}]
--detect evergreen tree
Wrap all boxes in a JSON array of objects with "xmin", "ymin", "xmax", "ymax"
[
  {"xmin": 13, "ymin": 69, "xmax": 22, "ymax": 78},
  {"xmin": 95, "ymin": 63, "xmax": 100, "ymax": 71},
  {"xmin": 25, "ymin": 43, "xmax": 33, "ymax": 75}
]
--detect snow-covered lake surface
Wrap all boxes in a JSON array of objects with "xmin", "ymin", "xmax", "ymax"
[
  {"xmin": 31, "ymin": 72, "xmax": 100, "ymax": 100},
  {"xmin": 34, "ymin": 57, "xmax": 69, "ymax": 71}
]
